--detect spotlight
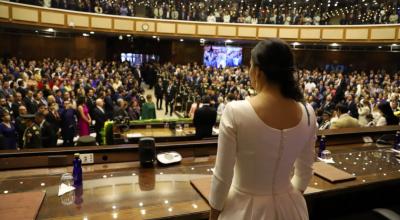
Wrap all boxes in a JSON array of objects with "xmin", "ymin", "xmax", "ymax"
[
  {"xmin": 127, "ymin": 34, "xmax": 131, "ymax": 37},
  {"xmin": 119, "ymin": 35, "xmax": 123, "ymax": 40},
  {"xmin": 225, "ymin": 39, "xmax": 233, "ymax": 43},
  {"xmin": 90, "ymin": 31, "xmax": 95, "ymax": 34},
  {"xmin": 82, "ymin": 33, "xmax": 89, "ymax": 37},
  {"xmin": 330, "ymin": 43, "xmax": 340, "ymax": 47},
  {"xmin": 152, "ymin": 36, "xmax": 157, "ymax": 39},
  {"xmin": 180, "ymin": 39, "xmax": 184, "ymax": 42}
]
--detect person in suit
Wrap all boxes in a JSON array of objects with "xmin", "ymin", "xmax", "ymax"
[
  {"xmin": 92, "ymin": 98, "xmax": 107, "ymax": 145},
  {"xmin": 60, "ymin": 100, "xmax": 77, "ymax": 147},
  {"xmin": 330, "ymin": 103, "xmax": 360, "ymax": 129},
  {"xmin": 86, "ymin": 88, "xmax": 96, "ymax": 117},
  {"xmin": 35, "ymin": 112, "xmax": 57, "ymax": 148},
  {"xmin": 164, "ymin": 80, "xmax": 176, "ymax": 116},
  {"xmin": 193, "ymin": 96, "xmax": 217, "ymax": 139},
  {"xmin": 46, "ymin": 102, "xmax": 62, "ymax": 134},
  {"xmin": 346, "ymin": 95, "xmax": 359, "ymax": 119},
  {"xmin": 154, "ymin": 78, "xmax": 164, "ymax": 110},
  {"xmin": 22, "ymin": 114, "xmax": 42, "ymax": 148},
  {"xmin": 23, "ymin": 90, "xmax": 38, "ymax": 114},
  {"xmin": 15, "ymin": 105, "xmax": 28, "ymax": 148},
  {"xmin": 141, "ymin": 94, "xmax": 157, "ymax": 120}
]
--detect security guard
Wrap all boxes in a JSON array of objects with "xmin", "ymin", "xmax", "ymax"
[{"xmin": 21, "ymin": 114, "xmax": 42, "ymax": 148}]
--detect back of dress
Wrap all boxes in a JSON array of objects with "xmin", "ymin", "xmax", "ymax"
[{"xmin": 210, "ymin": 100, "xmax": 316, "ymax": 220}]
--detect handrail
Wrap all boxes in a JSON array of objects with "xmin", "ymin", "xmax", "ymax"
[{"xmin": 1, "ymin": 1, "xmax": 399, "ymax": 43}]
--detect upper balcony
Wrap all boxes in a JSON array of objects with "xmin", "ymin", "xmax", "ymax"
[{"xmin": 0, "ymin": 1, "xmax": 399, "ymax": 43}]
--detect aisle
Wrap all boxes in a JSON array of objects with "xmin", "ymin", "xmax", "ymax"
[{"xmin": 142, "ymin": 85, "xmax": 179, "ymax": 120}]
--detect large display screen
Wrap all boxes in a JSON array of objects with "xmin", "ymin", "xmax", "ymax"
[
  {"xmin": 203, "ymin": 46, "xmax": 242, "ymax": 68},
  {"xmin": 121, "ymin": 53, "xmax": 159, "ymax": 66}
]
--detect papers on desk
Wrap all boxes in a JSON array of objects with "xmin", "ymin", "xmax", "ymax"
[
  {"xmin": 126, "ymin": 133, "xmax": 143, "ymax": 138},
  {"xmin": 58, "ymin": 184, "xmax": 75, "ymax": 196},
  {"xmin": 318, "ymin": 157, "xmax": 335, "ymax": 164}
]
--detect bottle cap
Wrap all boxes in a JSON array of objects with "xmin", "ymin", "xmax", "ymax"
[{"xmin": 74, "ymin": 153, "xmax": 80, "ymax": 158}]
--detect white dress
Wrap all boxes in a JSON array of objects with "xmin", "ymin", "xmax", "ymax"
[{"xmin": 210, "ymin": 100, "xmax": 316, "ymax": 220}]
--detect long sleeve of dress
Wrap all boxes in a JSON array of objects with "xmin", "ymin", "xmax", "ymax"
[
  {"xmin": 209, "ymin": 103, "xmax": 237, "ymax": 211},
  {"xmin": 291, "ymin": 106, "xmax": 317, "ymax": 192}
]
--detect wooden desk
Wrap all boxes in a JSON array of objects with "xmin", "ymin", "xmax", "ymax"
[{"xmin": 1, "ymin": 144, "xmax": 400, "ymax": 219}]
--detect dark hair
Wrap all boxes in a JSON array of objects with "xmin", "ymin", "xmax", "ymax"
[
  {"xmin": 378, "ymin": 102, "xmax": 399, "ymax": 125},
  {"xmin": 77, "ymin": 96, "xmax": 86, "ymax": 106},
  {"xmin": 202, "ymin": 95, "xmax": 211, "ymax": 104},
  {"xmin": 251, "ymin": 39, "xmax": 303, "ymax": 101},
  {"xmin": 335, "ymin": 103, "xmax": 348, "ymax": 114}
]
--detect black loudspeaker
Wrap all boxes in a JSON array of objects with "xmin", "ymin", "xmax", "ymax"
[{"xmin": 138, "ymin": 137, "xmax": 156, "ymax": 167}]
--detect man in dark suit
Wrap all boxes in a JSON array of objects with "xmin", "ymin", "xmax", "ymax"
[
  {"xmin": 154, "ymin": 78, "xmax": 164, "ymax": 110},
  {"xmin": 193, "ymin": 96, "xmax": 217, "ymax": 139},
  {"xmin": 15, "ymin": 105, "xmax": 28, "ymax": 148},
  {"xmin": 346, "ymin": 95, "xmax": 359, "ymax": 119},
  {"xmin": 86, "ymin": 88, "xmax": 96, "ymax": 117},
  {"xmin": 92, "ymin": 98, "xmax": 107, "ymax": 145},
  {"xmin": 23, "ymin": 90, "xmax": 38, "ymax": 114},
  {"xmin": 35, "ymin": 112, "xmax": 57, "ymax": 148},
  {"xmin": 164, "ymin": 80, "xmax": 176, "ymax": 116},
  {"xmin": 60, "ymin": 100, "xmax": 77, "ymax": 147}
]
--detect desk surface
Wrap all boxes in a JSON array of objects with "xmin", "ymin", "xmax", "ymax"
[
  {"xmin": 1, "ymin": 144, "xmax": 400, "ymax": 219},
  {"xmin": 123, "ymin": 127, "xmax": 197, "ymax": 138}
]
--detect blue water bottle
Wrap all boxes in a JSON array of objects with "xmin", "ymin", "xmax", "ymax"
[
  {"xmin": 394, "ymin": 131, "xmax": 400, "ymax": 150},
  {"xmin": 319, "ymin": 135, "xmax": 326, "ymax": 158},
  {"xmin": 72, "ymin": 153, "xmax": 83, "ymax": 186}
]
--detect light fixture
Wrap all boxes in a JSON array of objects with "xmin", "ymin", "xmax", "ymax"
[
  {"xmin": 90, "ymin": 31, "xmax": 95, "ymax": 34},
  {"xmin": 118, "ymin": 35, "xmax": 123, "ymax": 40},
  {"xmin": 292, "ymin": 42, "xmax": 301, "ymax": 46},
  {"xmin": 392, "ymin": 44, "xmax": 398, "ymax": 46},
  {"xmin": 200, "ymin": 38, "xmax": 206, "ymax": 43},
  {"xmin": 152, "ymin": 35, "xmax": 157, "ymax": 39},
  {"xmin": 35, "ymin": 30, "xmax": 38, "ymax": 33},
  {"xmin": 378, "ymin": 46, "xmax": 382, "ymax": 49},
  {"xmin": 46, "ymin": 28, "xmax": 55, "ymax": 32},
  {"xmin": 180, "ymin": 39, "xmax": 184, "ymax": 42},
  {"xmin": 82, "ymin": 33, "xmax": 89, "ymax": 37},
  {"xmin": 330, "ymin": 43, "xmax": 340, "ymax": 47},
  {"xmin": 225, "ymin": 39, "xmax": 233, "ymax": 43},
  {"xmin": 127, "ymin": 34, "xmax": 131, "ymax": 37}
]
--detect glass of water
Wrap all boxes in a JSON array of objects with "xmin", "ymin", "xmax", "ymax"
[{"xmin": 60, "ymin": 173, "xmax": 74, "ymax": 186}]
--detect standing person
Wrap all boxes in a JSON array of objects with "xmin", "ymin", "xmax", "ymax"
[
  {"xmin": 141, "ymin": 94, "xmax": 157, "ymax": 120},
  {"xmin": 209, "ymin": 39, "xmax": 316, "ymax": 220},
  {"xmin": 193, "ymin": 96, "xmax": 217, "ymax": 139},
  {"xmin": 0, "ymin": 111, "xmax": 17, "ymax": 150},
  {"xmin": 22, "ymin": 114, "xmax": 42, "ymax": 148},
  {"xmin": 60, "ymin": 100, "xmax": 77, "ymax": 147},
  {"xmin": 164, "ymin": 80, "xmax": 176, "ymax": 116},
  {"xmin": 77, "ymin": 96, "xmax": 91, "ymax": 136},
  {"xmin": 92, "ymin": 98, "xmax": 107, "ymax": 145},
  {"xmin": 15, "ymin": 106, "xmax": 28, "ymax": 149},
  {"xmin": 35, "ymin": 112, "xmax": 57, "ymax": 148},
  {"xmin": 154, "ymin": 78, "xmax": 164, "ymax": 110}
]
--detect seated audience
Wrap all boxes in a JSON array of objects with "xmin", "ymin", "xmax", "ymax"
[{"xmin": 376, "ymin": 101, "xmax": 399, "ymax": 126}]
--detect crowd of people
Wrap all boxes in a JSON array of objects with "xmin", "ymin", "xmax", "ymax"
[
  {"xmin": 8, "ymin": 0, "xmax": 400, "ymax": 25},
  {"xmin": 0, "ymin": 56, "xmax": 399, "ymax": 150}
]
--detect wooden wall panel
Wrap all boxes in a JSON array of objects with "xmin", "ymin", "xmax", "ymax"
[
  {"xmin": 279, "ymin": 28, "xmax": 299, "ymax": 39},
  {"xmin": 12, "ymin": 7, "xmax": 38, "ymax": 22},
  {"xmin": 322, "ymin": 29, "xmax": 344, "ymax": 39},
  {"xmin": 177, "ymin": 24, "xmax": 196, "ymax": 35},
  {"xmin": 197, "ymin": 25, "xmax": 216, "ymax": 36},
  {"xmin": 91, "ymin": 17, "xmax": 112, "ymax": 29},
  {"xmin": 0, "ymin": 4, "xmax": 9, "ymax": 19},
  {"xmin": 370, "ymin": 28, "xmax": 396, "ymax": 40},
  {"xmin": 218, "ymin": 26, "xmax": 236, "ymax": 36},
  {"xmin": 258, "ymin": 28, "xmax": 278, "ymax": 38},
  {"xmin": 114, "ymin": 19, "xmax": 134, "ymax": 31},
  {"xmin": 237, "ymin": 27, "xmax": 257, "ymax": 37},
  {"xmin": 135, "ymin": 21, "xmax": 155, "ymax": 32},
  {"xmin": 345, "ymin": 28, "xmax": 369, "ymax": 40},
  {"xmin": 67, "ymin": 14, "xmax": 89, "ymax": 27},
  {"xmin": 157, "ymin": 22, "xmax": 175, "ymax": 33},
  {"xmin": 301, "ymin": 28, "xmax": 321, "ymax": 39},
  {"xmin": 41, "ymin": 11, "xmax": 65, "ymax": 25}
]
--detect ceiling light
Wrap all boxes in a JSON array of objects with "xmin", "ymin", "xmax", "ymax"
[
  {"xmin": 90, "ymin": 31, "xmax": 95, "ymax": 34},
  {"xmin": 82, "ymin": 33, "xmax": 89, "ymax": 37},
  {"xmin": 330, "ymin": 43, "xmax": 340, "ymax": 47},
  {"xmin": 152, "ymin": 35, "xmax": 157, "ymax": 39},
  {"xmin": 118, "ymin": 35, "xmax": 123, "ymax": 40},
  {"xmin": 225, "ymin": 39, "xmax": 233, "ymax": 43},
  {"xmin": 292, "ymin": 42, "xmax": 301, "ymax": 46},
  {"xmin": 392, "ymin": 44, "xmax": 398, "ymax": 46},
  {"xmin": 180, "ymin": 39, "xmax": 184, "ymax": 42},
  {"xmin": 378, "ymin": 46, "xmax": 382, "ymax": 49},
  {"xmin": 46, "ymin": 28, "xmax": 55, "ymax": 32},
  {"xmin": 127, "ymin": 34, "xmax": 131, "ymax": 37}
]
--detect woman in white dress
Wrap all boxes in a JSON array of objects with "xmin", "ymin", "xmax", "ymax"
[{"xmin": 210, "ymin": 39, "xmax": 317, "ymax": 220}]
